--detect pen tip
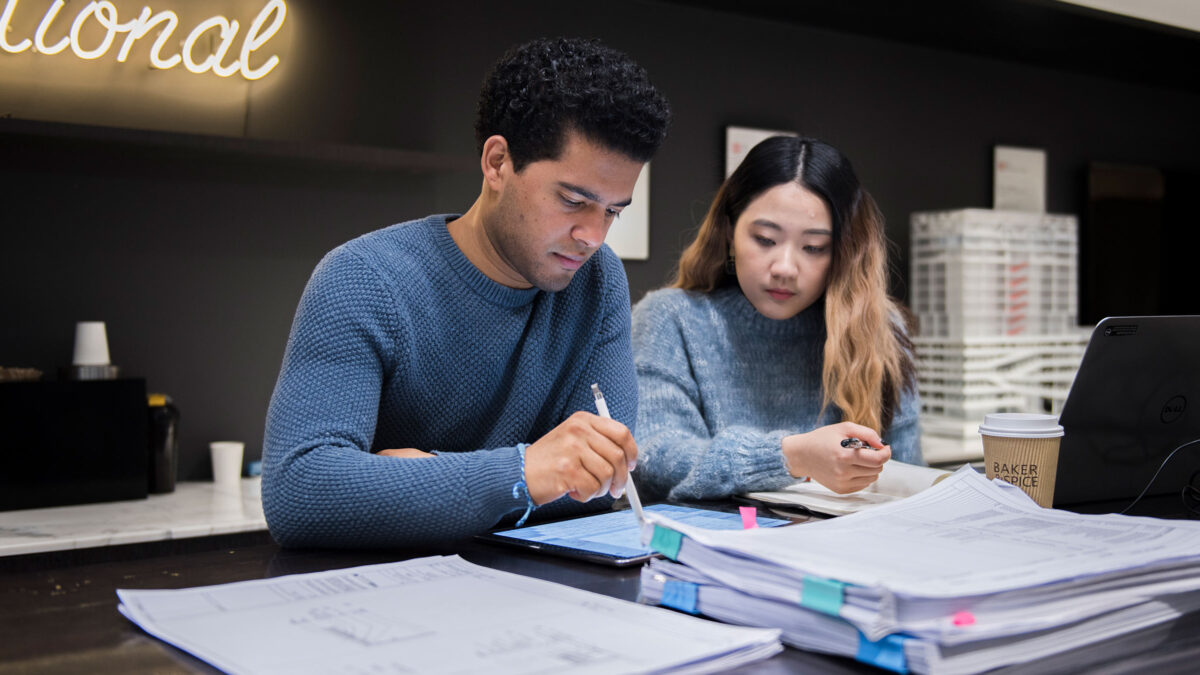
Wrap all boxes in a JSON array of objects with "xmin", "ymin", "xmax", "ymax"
[{"xmin": 590, "ymin": 383, "xmax": 602, "ymax": 398}]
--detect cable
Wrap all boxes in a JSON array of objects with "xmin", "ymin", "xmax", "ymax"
[
  {"xmin": 1118, "ymin": 438, "xmax": 1200, "ymax": 516},
  {"xmin": 1182, "ymin": 469, "xmax": 1200, "ymax": 518}
]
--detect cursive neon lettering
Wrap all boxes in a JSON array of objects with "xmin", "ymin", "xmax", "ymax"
[
  {"xmin": 33, "ymin": 0, "xmax": 68, "ymax": 54},
  {"xmin": 208, "ymin": 18, "xmax": 241, "ymax": 77},
  {"xmin": 145, "ymin": 11, "xmax": 181, "ymax": 69},
  {"xmin": 114, "ymin": 6, "xmax": 149, "ymax": 62},
  {"xmin": 1, "ymin": 0, "xmax": 32, "ymax": 52},
  {"xmin": 182, "ymin": 16, "xmax": 237, "ymax": 75},
  {"xmin": 1, "ymin": 0, "xmax": 286, "ymax": 80},
  {"xmin": 71, "ymin": 1, "xmax": 136, "ymax": 60},
  {"xmin": 239, "ymin": 0, "xmax": 283, "ymax": 80}
]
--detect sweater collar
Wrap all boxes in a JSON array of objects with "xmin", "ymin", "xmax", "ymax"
[
  {"xmin": 711, "ymin": 285, "xmax": 825, "ymax": 339},
  {"xmin": 433, "ymin": 215, "xmax": 541, "ymax": 308}
]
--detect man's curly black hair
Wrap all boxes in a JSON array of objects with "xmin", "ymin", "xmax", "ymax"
[{"xmin": 475, "ymin": 37, "xmax": 671, "ymax": 171}]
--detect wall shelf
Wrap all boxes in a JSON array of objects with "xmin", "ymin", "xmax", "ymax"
[{"xmin": 0, "ymin": 117, "xmax": 478, "ymax": 174}]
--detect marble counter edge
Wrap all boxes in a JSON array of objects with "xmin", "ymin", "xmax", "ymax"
[{"xmin": 0, "ymin": 478, "xmax": 267, "ymax": 557}]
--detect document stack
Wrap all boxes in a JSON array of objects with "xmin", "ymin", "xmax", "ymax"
[
  {"xmin": 908, "ymin": 209, "xmax": 1090, "ymax": 464},
  {"xmin": 639, "ymin": 468, "xmax": 1200, "ymax": 675},
  {"xmin": 118, "ymin": 555, "xmax": 783, "ymax": 675}
]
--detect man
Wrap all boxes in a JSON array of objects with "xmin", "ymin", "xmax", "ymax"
[{"xmin": 262, "ymin": 37, "xmax": 671, "ymax": 547}]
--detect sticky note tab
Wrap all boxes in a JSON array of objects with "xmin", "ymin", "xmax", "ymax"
[
  {"xmin": 660, "ymin": 580, "xmax": 700, "ymax": 614},
  {"xmin": 650, "ymin": 525, "xmax": 683, "ymax": 561},
  {"xmin": 856, "ymin": 633, "xmax": 909, "ymax": 673},
  {"xmin": 739, "ymin": 506, "xmax": 758, "ymax": 529},
  {"xmin": 953, "ymin": 611, "xmax": 976, "ymax": 626},
  {"xmin": 800, "ymin": 576, "xmax": 845, "ymax": 616}
]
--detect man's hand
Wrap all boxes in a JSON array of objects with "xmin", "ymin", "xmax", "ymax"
[
  {"xmin": 377, "ymin": 448, "xmax": 435, "ymax": 459},
  {"xmin": 523, "ymin": 411, "xmax": 638, "ymax": 505},
  {"xmin": 781, "ymin": 422, "xmax": 891, "ymax": 494}
]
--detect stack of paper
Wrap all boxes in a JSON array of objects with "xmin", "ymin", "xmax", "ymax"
[
  {"xmin": 117, "ymin": 555, "xmax": 782, "ymax": 675},
  {"xmin": 639, "ymin": 467, "xmax": 1200, "ymax": 674},
  {"xmin": 743, "ymin": 460, "xmax": 953, "ymax": 516}
]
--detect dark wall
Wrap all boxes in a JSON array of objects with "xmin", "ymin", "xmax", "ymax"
[{"xmin": 3, "ymin": 0, "xmax": 1199, "ymax": 480}]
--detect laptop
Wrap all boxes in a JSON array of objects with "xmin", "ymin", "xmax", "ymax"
[{"xmin": 1054, "ymin": 316, "xmax": 1200, "ymax": 510}]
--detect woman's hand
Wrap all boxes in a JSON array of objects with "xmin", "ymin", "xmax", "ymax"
[{"xmin": 781, "ymin": 422, "xmax": 891, "ymax": 493}]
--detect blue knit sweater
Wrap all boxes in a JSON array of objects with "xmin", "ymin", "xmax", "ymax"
[
  {"xmin": 631, "ymin": 286, "xmax": 922, "ymax": 502},
  {"xmin": 262, "ymin": 215, "xmax": 636, "ymax": 547}
]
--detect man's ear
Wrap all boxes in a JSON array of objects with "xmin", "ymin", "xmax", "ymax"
[{"xmin": 481, "ymin": 135, "xmax": 510, "ymax": 191}]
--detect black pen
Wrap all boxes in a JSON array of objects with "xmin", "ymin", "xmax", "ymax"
[{"xmin": 840, "ymin": 437, "xmax": 879, "ymax": 451}]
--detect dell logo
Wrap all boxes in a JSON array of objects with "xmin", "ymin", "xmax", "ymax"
[{"xmin": 1161, "ymin": 396, "xmax": 1186, "ymax": 424}]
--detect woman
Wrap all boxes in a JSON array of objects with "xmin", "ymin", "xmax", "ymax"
[{"xmin": 632, "ymin": 135, "xmax": 920, "ymax": 501}]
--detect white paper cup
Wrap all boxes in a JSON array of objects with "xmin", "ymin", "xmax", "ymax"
[
  {"xmin": 72, "ymin": 321, "xmax": 111, "ymax": 366},
  {"xmin": 978, "ymin": 413, "xmax": 1063, "ymax": 508},
  {"xmin": 209, "ymin": 441, "xmax": 245, "ymax": 487}
]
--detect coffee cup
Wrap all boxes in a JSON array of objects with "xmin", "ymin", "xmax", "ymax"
[
  {"xmin": 978, "ymin": 413, "xmax": 1064, "ymax": 508},
  {"xmin": 209, "ymin": 441, "xmax": 245, "ymax": 488},
  {"xmin": 73, "ymin": 321, "xmax": 111, "ymax": 366}
]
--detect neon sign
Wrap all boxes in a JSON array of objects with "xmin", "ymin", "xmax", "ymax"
[{"xmin": 0, "ymin": 0, "xmax": 287, "ymax": 80}]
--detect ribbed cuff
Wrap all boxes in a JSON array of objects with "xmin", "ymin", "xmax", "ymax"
[
  {"xmin": 461, "ymin": 445, "xmax": 529, "ymax": 520},
  {"xmin": 727, "ymin": 428, "xmax": 796, "ymax": 492},
  {"xmin": 511, "ymin": 443, "xmax": 536, "ymax": 526}
]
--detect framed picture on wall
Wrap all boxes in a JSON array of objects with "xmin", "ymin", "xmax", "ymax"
[
  {"xmin": 726, "ymin": 126, "xmax": 796, "ymax": 178},
  {"xmin": 605, "ymin": 163, "xmax": 650, "ymax": 260},
  {"xmin": 993, "ymin": 145, "xmax": 1047, "ymax": 212}
]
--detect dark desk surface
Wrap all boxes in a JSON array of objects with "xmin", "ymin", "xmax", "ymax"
[{"xmin": 2, "ymin": 528, "xmax": 1199, "ymax": 674}]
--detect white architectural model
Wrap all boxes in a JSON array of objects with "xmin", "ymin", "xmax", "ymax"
[{"xmin": 909, "ymin": 209, "xmax": 1090, "ymax": 463}]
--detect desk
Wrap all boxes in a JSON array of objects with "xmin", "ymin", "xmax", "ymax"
[
  {"xmin": 0, "ymin": 479, "xmax": 266, "ymax": 557},
  {"xmin": 2, "ymin": 529, "xmax": 1199, "ymax": 674}
]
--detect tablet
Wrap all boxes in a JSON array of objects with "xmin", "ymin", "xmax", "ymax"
[{"xmin": 476, "ymin": 503, "xmax": 791, "ymax": 567}]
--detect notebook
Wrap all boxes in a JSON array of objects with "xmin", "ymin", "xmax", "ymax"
[{"xmin": 1054, "ymin": 315, "xmax": 1200, "ymax": 508}]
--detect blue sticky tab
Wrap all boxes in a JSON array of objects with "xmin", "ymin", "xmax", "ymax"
[
  {"xmin": 856, "ymin": 633, "xmax": 909, "ymax": 673},
  {"xmin": 649, "ymin": 525, "xmax": 683, "ymax": 560},
  {"xmin": 800, "ymin": 576, "xmax": 845, "ymax": 615},
  {"xmin": 660, "ymin": 580, "xmax": 700, "ymax": 614}
]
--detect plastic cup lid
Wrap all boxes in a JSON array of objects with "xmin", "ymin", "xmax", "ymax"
[{"xmin": 978, "ymin": 413, "xmax": 1064, "ymax": 438}]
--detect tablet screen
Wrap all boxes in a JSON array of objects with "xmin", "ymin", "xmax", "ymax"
[{"xmin": 477, "ymin": 503, "xmax": 791, "ymax": 566}]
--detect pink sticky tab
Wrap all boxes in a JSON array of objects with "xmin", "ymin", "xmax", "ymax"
[
  {"xmin": 952, "ymin": 611, "xmax": 976, "ymax": 626},
  {"xmin": 739, "ymin": 506, "xmax": 758, "ymax": 529}
]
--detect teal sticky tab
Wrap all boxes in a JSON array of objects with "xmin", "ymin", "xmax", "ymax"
[
  {"xmin": 660, "ymin": 580, "xmax": 700, "ymax": 614},
  {"xmin": 800, "ymin": 576, "xmax": 845, "ymax": 616},
  {"xmin": 856, "ymin": 633, "xmax": 909, "ymax": 673},
  {"xmin": 649, "ymin": 525, "xmax": 683, "ymax": 561}
]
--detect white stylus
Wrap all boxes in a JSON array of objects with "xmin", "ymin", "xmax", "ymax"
[{"xmin": 591, "ymin": 383, "xmax": 645, "ymax": 523}]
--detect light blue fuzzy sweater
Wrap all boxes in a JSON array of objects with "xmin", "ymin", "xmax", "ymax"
[
  {"xmin": 262, "ymin": 215, "xmax": 636, "ymax": 547},
  {"xmin": 631, "ymin": 286, "xmax": 921, "ymax": 501}
]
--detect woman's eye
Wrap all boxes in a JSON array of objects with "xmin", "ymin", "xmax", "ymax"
[
  {"xmin": 804, "ymin": 245, "xmax": 828, "ymax": 254},
  {"xmin": 754, "ymin": 236, "xmax": 775, "ymax": 247}
]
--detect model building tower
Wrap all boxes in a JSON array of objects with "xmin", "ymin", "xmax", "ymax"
[{"xmin": 909, "ymin": 209, "xmax": 1090, "ymax": 463}]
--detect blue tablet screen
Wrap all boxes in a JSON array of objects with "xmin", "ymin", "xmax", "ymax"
[{"xmin": 491, "ymin": 503, "xmax": 790, "ymax": 559}]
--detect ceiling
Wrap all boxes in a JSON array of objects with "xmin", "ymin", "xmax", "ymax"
[
  {"xmin": 1056, "ymin": 0, "xmax": 1200, "ymax": 34},
  {"xmin": 661, "ymin": 0, "xmax": 1200, "ymax": 93}
]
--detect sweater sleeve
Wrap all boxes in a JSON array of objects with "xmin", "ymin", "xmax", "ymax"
[
  {"xmin": 882, "ymin": 312, "xmax": 924, "ymax": 466},
  {"xmin": 885, "ymin": 382, "xmax": 924, "ymax": 465},
  {"xmin": 261, "ymin": 247, "xmax": 528, "ymax": 548},
  {"xmin": 631, "ymin": 293, "xmax": 794, "ymax": 502}
]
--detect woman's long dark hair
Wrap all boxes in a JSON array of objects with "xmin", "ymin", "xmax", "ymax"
[{"xmin": 672, "ymin": 136, "xmax": 915, "ymax": 430}]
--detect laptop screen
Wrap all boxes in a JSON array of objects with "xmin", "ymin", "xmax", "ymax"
[{"xmin": 1054, "ymin": 316, "xmax": 1200, "ymax": 509}]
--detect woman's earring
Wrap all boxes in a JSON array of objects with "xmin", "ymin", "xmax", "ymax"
[{"xmin": 725, "ymin": 251, "xmax": 736, "ymax": 274}]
